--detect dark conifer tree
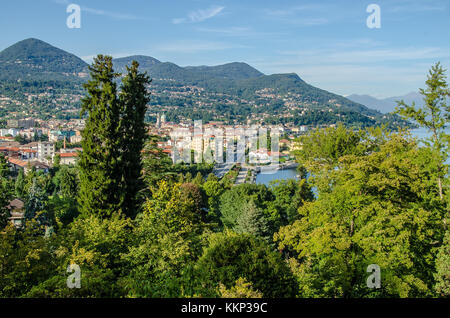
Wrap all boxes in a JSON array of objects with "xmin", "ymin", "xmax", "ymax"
[
  {"xmin": 118, "ymin": 61, "xmax": 151, "ymax": 218},
  {"xmin": 77, "ymin": 55, "xmax": 122, "ymax": 218}
]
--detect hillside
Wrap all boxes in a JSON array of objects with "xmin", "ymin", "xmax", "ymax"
[
  {"xmin": 0, "ymin": 38, "xmax": 403, "ymax": 127},
  {"xmin": 0, "ymin": 38, "xmax": 88, "ymax": 81}
]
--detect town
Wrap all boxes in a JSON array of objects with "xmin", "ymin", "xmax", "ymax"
[{"xmin": 0, "ymin": 113, "xmax": 312, "ymax": 173}]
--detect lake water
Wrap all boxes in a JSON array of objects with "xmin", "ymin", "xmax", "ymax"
[
  {"xmin": 255, "ymin": 167, "xmax": 298, "ymax": 186},
  {"xmin": 411, "ymin": 127, "xmax": 450, "ymax": 165},
  {"xmin": 255, "ymin": 127, "xmax": 449, "ymax": 186},
  {"xmin": 410, "ymin": 127, "xmax": 450, "ymax": 140}
]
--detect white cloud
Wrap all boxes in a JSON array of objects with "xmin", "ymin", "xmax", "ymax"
[
  {"xmin": 389, "ymin": 3, "xmax": 446, "ymax": 13},
  {"xmin": 53, "ymin": 0, "xmax": 141, "ymax": 20},
  {"xmin": 172, "ymin": 6, "xmax": 225, "ymax": 24},
  {"xmin": 262, "ymin": 4, "xmax": 330, "ymax": 26},
  {"xmin": 195, "ymin": 26, "xmax": 251, "ymax": 35},
  {"xmin": 264, "ymin": 4, "xmax": 327, "ymax": 17},
  {"xmin": 81, "ymin": 7, "xmax": 141, "ymax": 20},
  {"xmin": 195, "ymin": 26, "xmax": 284, "ymax": 38}
]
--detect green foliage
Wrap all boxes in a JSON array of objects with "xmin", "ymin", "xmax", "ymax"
[
  {"xmin": 293, "ymin": 124, "xmax": 364, "ymax": 171},
  {"xmin": 218, "ymin": 181, "xmax": 313, "ymax": 237},
  {"xmin": 0, "ymin": 221, "xmax": 58, "ymax": 297},
  {"xmin": 48, "ymin": 195, "xmax": 78, "ymax": 226},
  {"xmin": 14, "ymin": 169, "xmax": 26, "ymax": 199},
  {"xmin": 53, "ymin": 165, "xmax": 79, "ymax": 198},
  {"xmin": 233, "ymin": 199, "xmax": 270, "ymax": 242},
  {"xmin": 194, "ymin": 230, "xmax": 297, "ymax": 297},
  {"xmin": 78, "ymin": 56, "xmax": 150, "ymax": 218},
  {"xmin": 121, "ymin": 181, "xmax": 204, "ymax": 297},
  {"xmin": 118, "ymin": 60, "xmax": 151, "ymax": 218},
  {"xmin": 202, "ymin": 177, "xmax": 225, "ymax": 224},
  {"xmin": 78, "ymin": 55, "xmax": 123, "ymax": 218},
  {"xmin": 30, "ymin": 214, "xmax": 131, "ymax": 298},
  {"xmin": 434, "ymin": 229, "xmax": 450, "ymax": 296},
  {"xmin": 1, "ymin": 63, "xmax": 448, "ymax": 299},
  {"xmin": 218, "ymin": 277, "xmax": 263, "ymax": 298},
  {"xmin": 277, "ymin": 130, "xmax": 447, "ymax": 297},
  {"xmin": 142, "ymin": 135, "xmax": 178, "ymax": 189},
  {"xmin": 396, "ymin": 62, "xmax": 449, "ymax": 200},
  {"xmin": 268, "ymin": 178, "xmax": 315, "ymax": 223},
  {"xmin": 0, "ymin": 154, "xmax": 13, "ymax": 229},
  {"xmin": 219, "ymin": 184, "xmax": 274, "ymax": 229},
  {"xmin": 24, "ymin": 178, "xmax": 50, "ymax": 225}
]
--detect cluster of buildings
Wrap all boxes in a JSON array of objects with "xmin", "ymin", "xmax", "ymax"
[
  {"xmin": 1, "ymin": 113, "xmax": 310, "ymax": 173},
  {"xmin": 1, "ymin": 118, "xmax": 84, "ymax": 229},
  {"xmin": 0, "ymin": 118, "xmax": 83, "ymax": 175},
  {"xmin": 150, "ymin": 114, "xmax": 306, "ymax": 165}
]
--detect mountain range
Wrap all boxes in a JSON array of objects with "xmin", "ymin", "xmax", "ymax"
[
  {"xmin": 0, "ymin": 38, "xmax": 405, "ymax": 127},
  {"xmin": 346, "ymin": 92, "xmax": 424, "ymax": 114}
]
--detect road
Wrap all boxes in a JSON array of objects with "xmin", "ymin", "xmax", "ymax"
[{"xmin": 212, "ymin": 163, "xmax": 234, "ymax": 179}]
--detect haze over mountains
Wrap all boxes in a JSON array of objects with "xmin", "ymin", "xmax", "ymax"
[
  {"xmin": 0, "ymin": 38, "xmax": 405, "ymax": 127},
  {"xmin": 346, "ymin": 92, "xmax": 424, "ymax": 114}
]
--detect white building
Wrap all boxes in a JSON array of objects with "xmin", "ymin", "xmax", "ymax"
[{"xmin": 38, "ymin": 142, "xmax": 55, "ymax": 162}]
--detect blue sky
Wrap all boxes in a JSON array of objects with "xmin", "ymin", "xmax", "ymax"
[{"xmin": 0, "ymin": 0, "xmax": 449, "ymax": 98}]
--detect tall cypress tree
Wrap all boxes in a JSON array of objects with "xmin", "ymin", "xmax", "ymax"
[
  {"xmin": 0, "ymin": 154, "xmax": 12, "ymax": 229},
  {"xmin": 78, "ymin": 55, "xmax": 123, "ymax": 218},
  {"xmin": 118, "ymin": 61, "xmax": 151, "ymax": 218}
]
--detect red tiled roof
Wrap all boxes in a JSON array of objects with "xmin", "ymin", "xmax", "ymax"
[
  {"xmin": 0, "ymin": 147, "xmax": 20, "ymax": 152},
  {"xmin": 59, "ymin": 152, "xmax": 78, "ymax": 158},
  {"xmin": 7, "ymin": 158, "xmax": 27, "ymax": 167}
]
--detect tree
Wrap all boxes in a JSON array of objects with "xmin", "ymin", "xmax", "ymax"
[
  {"xmin": 0, "ymin": 155, "xmax": 12, "ymax": 228},
  {"xmin": 219, "ymin": 184, "xmax": 278, "ymax": 232},
  {"xmin": 24, "ymin": 214, "xmax": 132, "ymax": 298},
  {"xmin": 193, "ymin": 172, "xmax": 204, "ymax": 185},
  {"xmin": 435, "ymin": 229, "xmax": 450, "ymax": 296},
  {"xmin": 53, "ymin": 165, "xmax": 78, "ymax": 198},
  {"xmin": 218, "ymin": 277, "xmax": 263, "ymax": 298},
  {"xmin": 179, "ymin": 182, "xmax": 205, "ymax": 216},
  {"xmin": 142, "ymin": 135, "xmax": 177, "ymax": 189},
  {"xmin": 118, "ymin": 61, "xmax": 151, "ymax": 218},
  {"xmin": 24, "ymin": 178, "xmax": 49, "ymax": 225},
  {"xmin": 77, "ymin": 55, "xmax": 122, "ymax": 218},
  {"xmin": 0, "ymin": 182, "xmax": 12, "ymax": 229},
  {"xmin": 121, "ymin": 181, "xmax": 203, "ymax": 297},
  {"xmin": 396, "ymin": 62, "xmax": 449, "ymax": 200},
  {"xmin": 0, "ymin": 154, "xmax": 9, "ymax": 178},
  {"xmin": 268, "ymin": 178, "xmax": 315, "ymax": 223},
  {"xmin": 233, "ymin": 199, "xmax": 270, "ymax": 242},
  {"xmin": 14, "ymin": 169, "xmax": 25, "ymax": 199},
  {"xmin": 276, "ymin": 131, "xmax": 447, "ymax": 297},
  {"xmin": 293, "ymin": 124, "xmax": 363, "ymax": 172},
  {"xmin": 202, "ymin": 177, "xmax": 224, "ymax": 224},
  {"xmin": 194, "ymin": 230, "xmax": 297, "ymax": 297},
  {"xmin": 0, "ymin": 221, "xmax": 58, "ymax": 297}
]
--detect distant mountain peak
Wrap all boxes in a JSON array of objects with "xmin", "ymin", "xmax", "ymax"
[
  {"xmin": 112, "ymin": 55, "xmax": 161, "ymax": 71},
  {"xmin": 347, "ymin": 92, "xmax": 423, "ymax": 114},
  {"xmin": 0, "ymin": 38, "xmax": 88, "ymax": 79},
  {"xmin": 182, "ymin": 61, "xmax": 264, "ymax": 79}
]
